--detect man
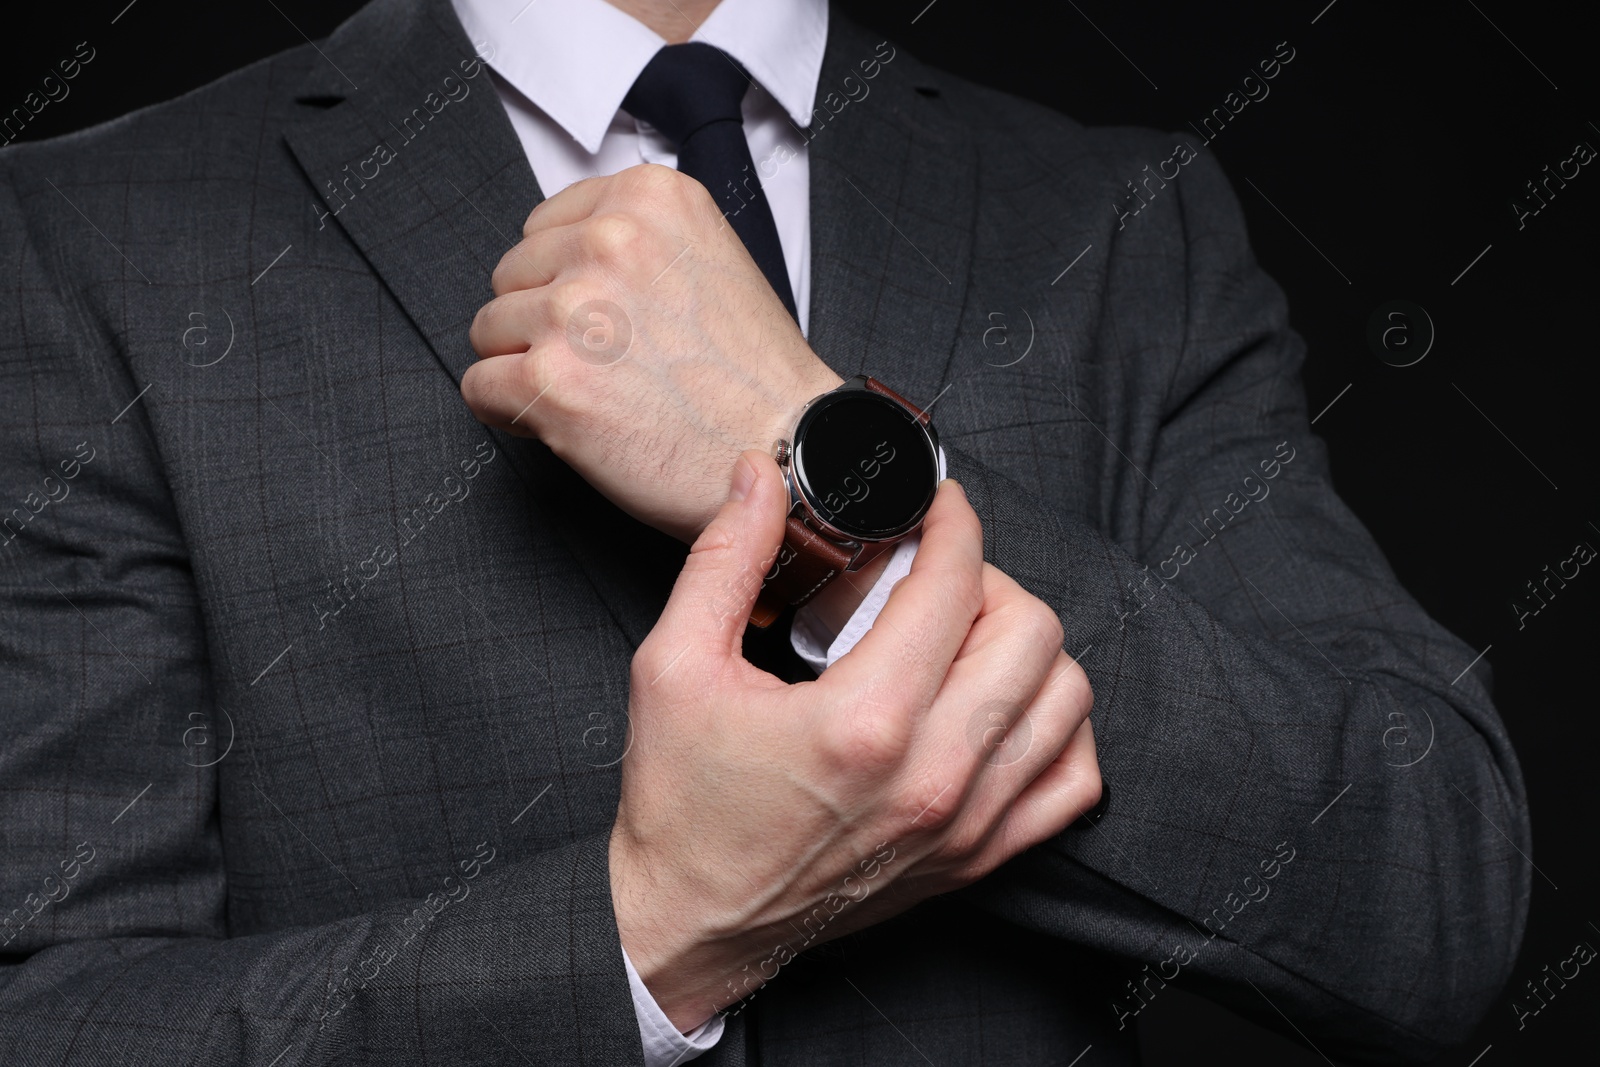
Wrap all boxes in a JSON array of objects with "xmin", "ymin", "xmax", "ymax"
[{"xmin": 0, "ymin": 0, "xmax": 1528, "ymax": 1064}]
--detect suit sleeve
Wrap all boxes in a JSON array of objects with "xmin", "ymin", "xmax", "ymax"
[
  {"xmin": 951, "ymin": 148, "xmax": 1530, "ymax": 1063},
  {"xmin": 0, "ymin": 162, "xmax": 643, "ymax": 1067}
]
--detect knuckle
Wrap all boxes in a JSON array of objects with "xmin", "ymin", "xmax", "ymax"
[
  {"xmin": 1028, "ymin": 666, "xmax": 1093, "ymax": 756},
  {"xmin": 468, "ymin": 301, "xmax": 495, "ymax": 352},
  {"xmin": 1030, "ymin": 601, "xmax": 1065, "ymax": 654},
  {"xmin": 679, "ymin": 176, "xmax": 720, "ymax": 218},
  {"xmin": 821, "ymin": 702, "xmax": 908, "ymax": 772},
  {"xmin": 629, "ymin": 164, "xmax": 715, "ymax": 219},
  {"xmin": 550, "ymin": 281, "xmax": 592, "ymax": 327},
  {"xmin": 474, "ymin": 292, "xmax": 503, "ymax": 327},
  {"xmin": 611, "ymin": 164, "xmax": 675, "ymax": 207},
  {"xmin": 938, "ymin": 817, "xmax": 988, "ymax": 860},
  {"xmin": 514, "ymin": 347, "xmax": 548, "ymax": 396},
  {"xmin": 622, "ymin": 163, "xmax": 682, "ymax": 201},
  {"xmin": 897, "ymin": 776, "xmax": 959, "ymax": 833},
  {"xmin": 583, "ymin": 212, "xmax": 644, "ymax": 263},
  {"xmin": 458, "ymin": 362, "xmax": 492, "ymax": 418},
  {"xmin": 1056, "ymin": 655, "xmax": 1094, "ymax": 713},
  {"xmin": 474, "ymin": 291, "xmax": 541, "ymax": 354},
  {"xmin": 683, "ymin": 523, "xmax": 740, "ymax": 580},
  {"xmin": 510, "ymin": 351, "xmax": 568, "ymax": 434},
  {"xmin": 490, "ymin": 245, "xmax": 528, "ymax": 295}
]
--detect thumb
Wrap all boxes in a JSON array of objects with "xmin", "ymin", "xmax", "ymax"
[{"xmin": 655, "ymin": 449, "xmax": 790, "ymax": 656}]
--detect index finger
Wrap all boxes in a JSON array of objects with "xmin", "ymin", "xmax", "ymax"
[{"xmin": 819, "ymin": 478, "xmax": 985, "ymax": 708}]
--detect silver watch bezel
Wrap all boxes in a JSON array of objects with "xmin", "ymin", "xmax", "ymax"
[{"xmin": 773, "ymin": 376, "xmax": 940, "ymax": 548}]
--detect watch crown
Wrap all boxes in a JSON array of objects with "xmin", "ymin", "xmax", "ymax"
[{"xmin": 774, "ymin": 438, "xmax": 792, "ymax": 467}]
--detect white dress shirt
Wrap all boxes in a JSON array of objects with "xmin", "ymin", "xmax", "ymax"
[{"xmin": 449, "ymin": 0, "xmax": 922, "ymax": 1060}]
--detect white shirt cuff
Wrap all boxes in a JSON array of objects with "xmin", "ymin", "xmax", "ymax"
[
  {"xmin": 790, "ymin": 531, "xmax": 921, "ymax": 674},
  {"xmin": 623, "ymin": 944, "xmax": 724, "ymax": 1066}
]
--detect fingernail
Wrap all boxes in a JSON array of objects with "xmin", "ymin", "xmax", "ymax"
[{"xmin": 729, "ymin": 454, "xmax": 756, "ymax": 502}]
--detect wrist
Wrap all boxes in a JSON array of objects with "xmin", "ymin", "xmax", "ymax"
[
  {"xmin": 608, "ymin": 824, "xmax": 753, "ymax": 1031},
  {"xmin": 690, "ymin": 364, "xmax": 845, "ymax": 543},
  {"xmin": 762, "ymin": 364, "xmax": 845, "ymax": 461}
]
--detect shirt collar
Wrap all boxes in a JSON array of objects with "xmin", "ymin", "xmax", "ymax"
[{"xmin": 450, "ymin": 0, "xmax": 828, "ymax": 155}]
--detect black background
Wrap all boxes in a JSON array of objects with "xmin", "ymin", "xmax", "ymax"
[{"xmin": 3, "ymin": 1, "xmax": 1594, "ymax": 1063}]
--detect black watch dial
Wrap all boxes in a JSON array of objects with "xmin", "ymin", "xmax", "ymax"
[{"xmin": 792, "ymin": 391, "xmax": 938, "ymax": 541}]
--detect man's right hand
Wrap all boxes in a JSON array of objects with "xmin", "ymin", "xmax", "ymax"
[{"xmin": 608, "ymin": 450, "xmax": 1101, "ymax": 1031}]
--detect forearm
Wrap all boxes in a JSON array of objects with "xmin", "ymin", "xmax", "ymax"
[
  {"xmin": 946, "ymin": 440, "xmax": 1529, "ymax": 1061},
  {"xmin": 0, "ymin": 834, "xmax": 642, "ymax": 1065}
]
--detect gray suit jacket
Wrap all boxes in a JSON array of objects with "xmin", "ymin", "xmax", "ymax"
[{"xmin": 0, "ymin": 1, "xmax": 1529, "ymax": 1063}]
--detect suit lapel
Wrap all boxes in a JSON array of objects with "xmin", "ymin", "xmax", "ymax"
[
  {"xmin": 282, "ymin": 0, "xmax": 538, "ymax": 389},
  {"xmin": 282, "ymin": 0, "xmax": 692, "ymax": 652},
  {"xmin": 807, "ymin": 16, "xmax": 977, "ymax": 415}
]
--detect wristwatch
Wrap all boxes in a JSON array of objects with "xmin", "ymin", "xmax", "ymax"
[{"xmin": 749, "ymin": 375, "xmax": 941, "ymax": 628}]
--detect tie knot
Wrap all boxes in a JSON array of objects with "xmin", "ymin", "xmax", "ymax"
[{"xmin": 622, "ymin": 42, "xmax": 752, "ymax": 149}]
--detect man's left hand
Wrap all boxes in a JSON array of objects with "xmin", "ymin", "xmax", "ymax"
[{"xmin": 462, "ymin": 163, "xmax": 843, "ymax": 543}]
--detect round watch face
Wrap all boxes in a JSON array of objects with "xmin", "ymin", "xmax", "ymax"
[{"xmin": 792, "ymin": 391, "xmax": 938, "ymax": 541}]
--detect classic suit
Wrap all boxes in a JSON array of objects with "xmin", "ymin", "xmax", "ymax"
[{"xmin": 0, "ymin": 0, "xmax": 1529, "ymax": 1063}]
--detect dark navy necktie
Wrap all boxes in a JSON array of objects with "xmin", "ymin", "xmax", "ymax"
[{"xmin": 623, "ymin": 42, "xmax": 798, "ymax": 321}]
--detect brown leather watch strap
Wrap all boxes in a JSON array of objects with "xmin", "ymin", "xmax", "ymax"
[
  {"xmin": 749, "ymin": 513, "xmax": 857, "ymax": 628},
  {"xmin": 862, "ymin": 377, "xmax": 930, "ymax": 424}
]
